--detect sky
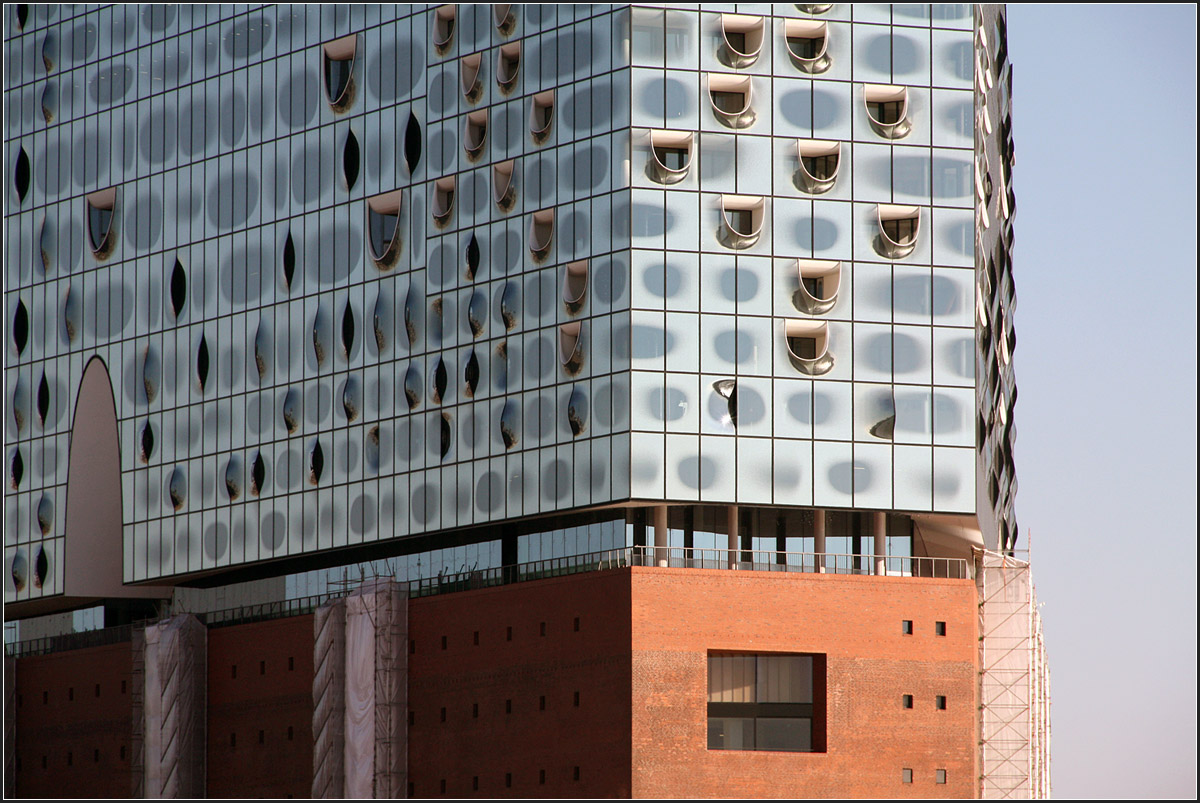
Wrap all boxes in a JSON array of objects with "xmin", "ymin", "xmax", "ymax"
[{"xmin": 1005, "ymin": 5, "xmax": 1197, "ymax": 798}]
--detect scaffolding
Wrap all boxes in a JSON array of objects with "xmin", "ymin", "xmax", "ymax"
[{"xmin": 977, "ymin": 549, "xmax": 1051, "ymax": 799}]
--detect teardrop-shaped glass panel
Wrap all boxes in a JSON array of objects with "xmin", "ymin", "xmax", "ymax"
[
  {"xmin": 63, "ymin": 284, "xmax": 80, "ymax": 342},
  {"xmin": 168, "ymin": 467, "xmax": 187, "ymax": 511},
  {"xmin": 500, "ymin": 281, "xmax": 519, "ymax": 330},
  {"xmin": 254, "ymin": 320, "xmax": 271, "ymax": 379},
  {"xmin": 15, "ymin": 147, "xmax": 31, "ymax": 202},
  {"xmin": 282, "ymin": 231, "xmax": 296, "ymax": 289},
  {"xmin": 465, "ymin": 233, "xmax": 480, "ymax": 279},
  {"xmin": 36, "ymin": 494, "xmax": 53, "ymax": 535},
  {"xmin": 16, "ymin": 5, "xmax": 29, "ymax": 29},
  {"xmin": 170, "ymin": 259, "xmax": 187, "ymax": 318},
  {"xmin": 373, "ymin": 292, "xmax": 390, "ymax": 354},
  {"xmin": 464, "ymin": 351, "xmax": 480, "ymax": 397},
  {"xmin": 11, "ymin": 551, "xmax": 27, "ymax": 593},
  {"xmin": 341, "ymin": 302, "xmax": 355, "ymax": 358},
  {"xmin": 282, "ymin": 388, "xmax": 300, "ymax": 433},
  {"xmin": 224, "ymin": 456, "xmax": 242, "ymax": 500},
  {"xmin": 439, "ymin": 413, "xmax": 452, "ymax": 459},
  {"xmin": 403, "ymin": 364, "xmax": 422, "ymax": 410},
  {"xmin": 404, "ymin": 287, "xmax": 419, "ymax": 347},
  {"xmin": 323, "ymin": 35, "xmax": 356, "ymax": 109},
  {"xmin": 432, "ymin": 358, "xmax": 448, "ymax": 404},
  {"xmin": 567, "ymin": 386, "xmax": 588, "ymax": 437},
  {"xmin": 312, "ymin": 303, "xmax": 329, "ymax": 366},
  {"xmin": 342, "ymin": 375, "xmax": 361, "ymax": 421},
  {"xmin": 11, "ymin": 376, "xmax": 28, "ymax": 432},
  {"xmin": 143, "ymin": 346, "xmax": 160, "ymax": 403},
  {"xmin": 13, "ymin": 299, "xmax": 29, "ymax": 355},
  {"xmin": 343, "ymin": 130, "xmax": 360, "ymax": 190},
  {"xmin": 404, "ymin": 112, "xmax": 422, "ymax": 174},
  {"xmin": 40, "ymin": 83, "xmax": 56, "ymax": 123},
  {"xmin": 467, "ymin": 291, "xmax": 486, "ymax": 338},
  {"xmin": 500, "ymin": 399, "xmax": 519, "ymax": 449},
  {"xmin": 250, "ymin": 452, "xmax": 266, "ymax": 496},
  {"xmin": 85, "ymin": 190, "xmax": 115, "ymax": 256},
  {"xmin": 33, "ymin": 547, "xmax": 48, "ymax": 590},
  {"xmin": 36, "ymin": 373, "xmax": 49, "ymax": 425},
  {"xmin": 309, "ymin": 440, "xmax": 325, "ymax": 485},
  {"xmin": 196, "ymin": 335, "xmax": 210, "ymax": 390},
  {"xmin": 140, "ymin": 420, "xmax": 154, "ymax": 462},
  {"xmin": 11, "ymin": 448, "xmax": 25, "ymax": 489}
]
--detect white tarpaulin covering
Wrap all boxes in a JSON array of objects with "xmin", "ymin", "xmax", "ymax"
[
  {"xmin": 344, "ymin": 588, "xmax": 379, "ymax": 798},
  {"xmin": 141, "ymin": 615, "xmax": 206, "ymax": 799}
]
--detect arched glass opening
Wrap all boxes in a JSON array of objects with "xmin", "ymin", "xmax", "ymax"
[
  {"xmin": 708, "ymin": 74, "xmax": 755, "ymax": 129},
  {"xmin": 719, "ymin": 14, "xmax": 765, "ymax": 68},
  {"xmin": 530, "ymin": 90, "xmax": 554, "ymax": 144},
  {"xmin": 785, "ymin": 19, "xmax": 831, "ymax": 73},
  {"xmin": 367, "ymin": 190, "xmax": 403, "ymax": 265},
  {"xmin": 796, "ymin": 139, "xmax": 841, "ymax": 194},
  {"xmin": 794, "ymin": 259, "xmax": 842, "ymax": 315},
  {"xmin": 875, "ymin": 204, "xmax": 920, "ymax": 259},
  {"xmin": 559, "ymin": 321, "xmax": 584, "ymax": 374},
  {"xmin": 322, "ymin": 35, "xmax": 357, "ymax": 110},
  {"xmin": 433, "ymin": 5, "xmax": 456, "ymax": 54},
  {"xmin": 562, "ymin": 260, "xmax": 589, "ymax": 314},
  {"xmin": 493, "ymin": 160, "xmax": 517, "ymax": 210},
  {"xmin": 464, "ymin": 109, "xmax": 488, "ymax": 161},
  {"xmin": 461, "ymin": 52, "xmax": 483, "ymax": 103},
  {"xmin": 497, "ymin": 42, "xmax": 521, "ymax": 93},
  {"xmin": 529, "ymin": 208, "xmax": 555, "ymax": 262},
  {"xmin": 647, "ymin": 130, "xmax": 694, "ymax": 185},
  {"xmin": 785, "ymin": 320, "xmax": 834, "ymax": 375},
  {"xmin": 567, "ymin": 386, "xmax": 588, "ymax": 437},
  {"xmin": 718, "ymin": 195, "xmax": 765, "ymax": 249},
  {"xmin": 494, "ymin": 4, "xmax": 515, "ymax": 36},
  {"xmin": 85, "ymin": 188, "xmax": 116, "ymax": 257},
  {"xmin": 864, "ymin": 84, "xmax": 912, "ymax": 139},
  {"xmin": 432, "ymin": 176, "xmax": 456, "ymax": 228}
]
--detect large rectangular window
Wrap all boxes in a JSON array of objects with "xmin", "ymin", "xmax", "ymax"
[{"xmin": 707, "ymin": 653, "xmax": 826, "ymax": 752}]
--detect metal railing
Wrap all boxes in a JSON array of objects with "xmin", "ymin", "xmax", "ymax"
[
  {"xmin": 626, "ymin": 547, "xmax": 970, "ymax": 580},
  {"xmin": 4, "ymin": 548, "xmax": 968, "ymax": 656}
]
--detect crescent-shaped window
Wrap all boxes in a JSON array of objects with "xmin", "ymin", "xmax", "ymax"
[
  {"xmin": 530, "ymin": 90, "xmax": 554, "ymax": 144},
  {"xmin": 796, "ymin": 139, "xmax": 841, "ymax": 194},
  {"xmin": 647, "ymin": 130, "xmax": 694, "ymax": 185},
  {"xmin": 85, "ymin": 188, "xmax": 116, "ymax": 257},
  {"xmin": 794, "ymin": 259, "xmax": 841, "ymax": 315},
  {"xmin": 562, "ymin": 260, "xmax": 589, "ymax": 314},
  {"xmin": 718, "ymin": 195, "xmax": 765, "ymax": 250},
  {"xmin": 785, "ymin": 19, "xmax": 831, "ymax": 74},
  {"xmin": 461, "ymin": 52, "xmax": 482, "ymax": 103},
  {"xmin": 433, "ymin": 5, "xmax": 456, "ymax": 55},
  {"xmin": 366, "ymin": 190, "xmax": 403, "ymax": 265},
  {"xmin": 432, "ymin": 176, "xmax": 456, "ymax": 228},
  {"xmin": 493, "ymin": 159, "xmax": 517, "ymax": 211},
  {"xmin": 719, "ymin": 14, "xmax": 765, "ymax": 68},
  {"xmin": 322, "ymin": 35, "xmax": 357, "ymax": 110},
  {"xmin": 494, "ymin": 4, "xmax": 516, "ymax": 36},
  {"xmin": 497, "ymin": 41, "xmax": 521, "ymax": 93},
  {"xmin": 464, "ymin": 109, "xmax": 488, "ymax": 161},
  {"xmin": 528, "ymin": 208, "xmax": 554, "ymax": 262},
  {"xmin": 864, "ymin": 84, "xmax": 912, "ymax": 139},
  {"xmin": 875, "ymin": 204, "xmax": 920, "ymax": 259},
  {"xmin": 785, "ymin": 320, "xmax": 834, "ymax": 376},
  {"xmin": 708, "ymin": 74, "xmax": 755, "ymax": 129},
  {"xmin": 559, "ymin": 321, "xmax": 584, "ymax": 374},
  {"xmin": 796, "ymin": 4, "xmax": 834, "ymax": 13}
]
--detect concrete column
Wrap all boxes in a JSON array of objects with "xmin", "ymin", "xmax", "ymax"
[
  {"xmin": 726, "ymin": 505, "xmax": 739, "ymax": 569},
  {"xmin": 139, "ymin": 615, "xmax": 207, "ymax": 799},
  {"xmin": 653, "ymin": 505, "xmax": 669, "ymax": 567},
  {"xmin": 873, "ymin": 511, "xmax": 887, "ymax": 576},
  {"xmin": 814, "ymin": 509, "xmax": 826, "ymax": 573}
]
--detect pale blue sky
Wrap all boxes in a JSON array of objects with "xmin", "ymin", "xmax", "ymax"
[{"xmin": 1006, "ymin": 5, "xmax": 1197, "ymax": 797}]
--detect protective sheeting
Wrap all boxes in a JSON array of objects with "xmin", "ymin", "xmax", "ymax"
[
  {"xmin": 978, "ymin": 550, "xmax": 1051, "ymax": 799},
  {"xmin": 139, "ymin": 615, "xmax": 207, "ymax": 799},
  {"xmin": 5, "ymin": 655, "xmax": 14, "ymax": 796},
  {"xmin": 315, "ymin": 579, "xmax": 407, "ymax": 799},
  {"xmin": 312, "ymin": 598, "xmax": 347, "ymax": 798}
]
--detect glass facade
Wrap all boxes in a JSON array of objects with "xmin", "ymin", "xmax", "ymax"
[{"xmin": 4, "ymin": 5, "xmax": 1015, "ymax": 607}]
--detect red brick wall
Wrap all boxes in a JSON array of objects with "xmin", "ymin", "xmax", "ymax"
[
  {"xmin": 629, "ymin": 568, "xmax": 979, "ymax": 799},
  {"xmin": 12, "ymin": 642, "xmax": 133, "ymax": 798},
  {"xmin": 206, "ymin": 615, "xmax": 315, "ymax": 798},
  {"xmin": 407, "ymin": 571, "xmax": 633, "ymax": 798}
]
